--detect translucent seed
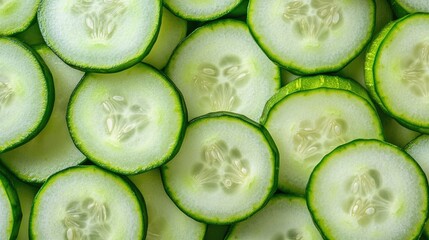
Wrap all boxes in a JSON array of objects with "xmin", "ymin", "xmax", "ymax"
[{"xmin": 365, "ymin": 207, "xmax": 375, "ymax": 215}]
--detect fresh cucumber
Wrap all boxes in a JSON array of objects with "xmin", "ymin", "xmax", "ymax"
[
  {"xmin": 37, "ymin": 0, "xmax": 161, "ymax": 72},
  {"xmin": 261, "ymin": 75, "xmax": 383, "ymax": 195},
  {"xmin": 307, "ymin": 139, "xmax": 428, "ymax": 240},
  {"xmin": 247, "ymin": 0, "xmax": 375, "ymax": 75},
  {"xmin": 13, "ymin": 176, "xmax": 38, "ymax": 240},
  {"xmin": 161, "ymin": 112, "xmax": 278, "ymax": 224},
  {"xmin": 67, "ymin": 63, "xmax": 186, "ymax": 174},
  {"xmin": 29, "ymin": 165, "xmax": 147, "ymax": 239},
  {"xmin": 0, "ymin": 0, "xmax": 40, "ymax": 36},
  {"xmin": 164, "ymin": 0, "xmax": 242, "ymax": 21},
  {"xmin": 0, "ymin": 37, "xmax": 54, "ymax": 153},
  {"xmin": 166, "ymin": 19, "xmax": 280, "ymax": 121},
  {"xmin": 389, "ymin": 0, "xmax": 429, "ymax": 17},
  {"xmin": 0, "ymin": 165, "xmax": 21, "ymax": 240}
]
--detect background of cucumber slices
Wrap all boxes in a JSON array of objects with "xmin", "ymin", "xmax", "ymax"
[{"xmin": 2, "ymin": 0, "xmax": 429, "ymax": 239}]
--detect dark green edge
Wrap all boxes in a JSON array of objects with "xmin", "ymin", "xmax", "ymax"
[
  {"xmin": 161, "ymin": 111, "xmax": 279, "ymax": 225},
  {"xmin": 403, "ymin": 133, "xmax": 425, "ymax": 152},
  {"xmin": 0, "ymin": 37, "xmax": 54, "ymax": 153},
  {"xmin": 29, "ymin": 165, "xmax": 148, "ymax": 240},
  {"xmin": 66, "ymin": 63, "xmax": 187, "ymax": 175},
  {"xmin": 163, "ymin": 0, "xmax": 243, "ymax": 22},
  {"xmin": 247, "ymin": 0, "xmax": 376, "ymax": 75},
  {"xmin": 14, "ymin": 21, "xmax": 45, "ymax": 46},
  {"xmin": 225, "ymin": 0, "xmax": 248, "ymax": 17},
  {"xmin": 225, "ymin": 193, "xmax": 307, "ymax": 239},
  {"xmin": 373, "ymin": 13, "xmax": 429, "ymax": 131},
  {"xmin": 0, "ymin": 163, "xmax": 22, "ymax": 240},
  {"xmin": 388, "ymin": 0, "xmax": 414, "ymax": 18},
  {"xmin": 0, "ymin": 0, "xmax": 40, "ymax": 36},
  {"xmin": 37, "ymin": 0, "xmax": 162, "ymax": 73},
  {"xmin": 306, "ymin": 139, "xmax": 429, "ymax": 240}
]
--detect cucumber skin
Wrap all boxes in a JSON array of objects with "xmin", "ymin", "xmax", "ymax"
[
  {"xmin": 0, "ymin": 164, "xmax": 22, "ymax": 240},
  {"xmin": 388, "ymin": 0, "xmax": 413, "ymax": 17},
  {"xmin": 0, "ymin": 37, "xmax": 54, "ymax": 154}
]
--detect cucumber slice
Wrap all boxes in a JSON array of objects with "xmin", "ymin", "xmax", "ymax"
[
  {"xmin": 38, "ymin": 0, "xmax": 161, "ymax": 72},
  {"xmin": 0, "ymin": 37, "xmax": 54, "ymax": 153},
  {"xmin": 14, "ymin": 178, "xmax": 38, "ymax": 240},
  {"xmin": 389, "ymin": 0, "xmax": 429, "ymax": 17},
  {"xmin": 0, "ymin": 45, "xmax": 86, "ymax": 184},
  {"xmin": 0, "ymin": 166, "xmax": 21, "ymax": 240},
  {"xmin": 29, "ymin": 165, "xmax": 147, "ymax": 239},
  {"xmin": 0, "ymin": 0, "xmax": 40, "ymax": 36},
  {"xmin": 67, "ymin": 63, "xmax": 186, "ymax": 174},
  {"xmin": 164, "ymin": 0, "xmax": 242, "ymax": 21},
  {"xmin": 166, "ymin": 19, "xmax": 280, "ymax": 122},
  {"xmin": 248, "ymin": 0, "xmax": 375, "ymax": 75},
  {"xmin": 143, "ymin": 7, "xmax": 187, "ymax": 70},
  {"xmin": 226, "ymin": 194, "xmax": 322, "ymax": 240},
  {"xmin": 129, "ymin": 169, "xmax": 206, "ymax": 240},
  {"xmin": 307, "ymin": 139, "xmax": 428, "ymax": 240},
  {"xmin": 367, "ymin": 13, "xmax": 429, "ymax": 133},
  {"xmin": 161, "ymin": 112, "xmax": 278, "ymax": 224},
  {"xmin": 262, "ymin": 75, "xmax": 383, "ymax": 195}
]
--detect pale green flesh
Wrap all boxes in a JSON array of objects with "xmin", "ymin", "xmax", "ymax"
[
  {"xmin": 68, "ymin": 63, "xmax": 185, "ymax": 174},
  {"xmin": 164, "ymin": 0, "xmax": 241, "ymax": 21},
  {"xmin": 393, "ymin": 0, "xmax": 429, "ymax": 14},
  {"xmin": 0, "ymin": 180, "xmax": 13, "ymax": 239},
  {"xmin": 30, "ymin": 166, "xmax": 145, "ymax": 239},
  {"xmin": 143, "ymin": 7, "xmax": 187, "ymax": 70},
  {"xmin": 0, "ymin": 0, "xmax": 40, "ymax": 35},
  {"xmin": 162, "ymin": 114, "xmax": 277, "ymax": 224},
  {"xmin": 129, "ymin": 169, "xmax": 206, "ymax": 240},
  {"xmin": 308, "ymin": 140, "xmax": 428, "ymax": 240},
  {"xmin": 0, "ymin": 46, "xmax": 85, "ymax": 184},
  {"xmin": 248, "ymin": 0, "xmax": 375, "ymax": 74},
  {"xmin": 226, "ymin": 194, "xmax": 322, "ymax": 240},
  {"xmin": 166, "ymin": 20, "xmax": 280, "ymax": 122},
  {"xmin": 264, "ymin": 89, "xmax": 383, "ymax": 195}
]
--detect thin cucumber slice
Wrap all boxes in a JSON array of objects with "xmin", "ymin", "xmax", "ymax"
[
  {"xmin": 225, "ymin": 194, "xmax": 322, "ymax": 240},
  {"xmin": 0, "ymin": 45, "xmax": 86, "ymax": 184},
  {"xmin": 29, "ymin": 165, "xmax": 147, "ymax": 239},
  {"xmin": 0, "ymin": 166, "xmax": 21, "ymax": 240},
  {"xmin": 161, "ymin": 112, "xmax": 278, "ymax": 224},
  {"xmin": 0, "ymin": 0, "xmax": 40, "ymax": 36},
  {"xmin": 389, "ymin": 0, "xmax": 429, "ymax": 17},
  {"xmin": 262, "ymin": 76, "xmax": 383, "ymax": 195},
  {"xmin": 129, "ymin": 169, "xmax": 206, "ymax": 240},
  {"xmin": 143, "ymin": 7, "xmax": 187, "ymax": 70},
  {"xmin": 248, "ymin": 0, "xmax": 375, "ymax": 75},
  {"xmin": 166, "ymin": 19, "xmax": 280, "ymax": 122},
  {"xmin": 67, "ymin": 63, "xmax": 186, "ymax": 174},
  {"xmin": 0, "ymin": 37, "xmax": 54, "ymax": 153},
  {"xmin": 164, "ymin": 0, "xmax": 242, "ymax": 21},
  {"xmin": 38, "ymin": 0, "xmax": 161, "ymax": 72},
  {"xmin": 368, "ymin": 13, "xmax": 429, "ymax": 132},
  {"xmin": 307, "ymin": 139, "xmax": 428, "ymax": 240}
]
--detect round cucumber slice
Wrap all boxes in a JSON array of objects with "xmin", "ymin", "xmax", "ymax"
[
  {"xmin": 38, "ymin": 0, "xmax": 161, "ymax": 72},
  {"xmin": 226, "ymin": 194, "xmax": 322, "ymax": 240},
  {"xmin": 248, "ymin": 0, "xmax": 375, "ymax": 75},
  {"xmin": 262, "ymin": 76, "xmax": 383, "ymax": 195},
  {"xmin": 0, "ymin": 0, "xmax": 40, "ymax": 36},
  {"xmin": 164, "ymin": 0, "xmax": 242, "ymax": 21},
  {"xmin": 307, "ymin": 139, "xmax": 428, "ymax": 240},
  {"xmin": 0, "ymin": 37, "xmax": 54, "ymax": 153},
  {"xmin": 67, "ymin": 63, "xmax": 186, "ymax": 174},
  {"xmin": 29, "ymin": 165, "xmax": 147, "ymax": 239},
  {"xmin": 161, "ymin": 112, "xmax": 278, "ymax": 224},
  {"xmin": 0, "ymin": 166, "xmax": 21, "ymax": 240},
  {"xmin": 166, "ymin": 19, "xmax": 280, "ymax": 122}
]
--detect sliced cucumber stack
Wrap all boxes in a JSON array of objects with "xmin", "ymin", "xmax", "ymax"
[
  {"xmin": 164, "ymin": 0, "xmax": 242, "ymax": 21},
  {"xmin": 0, "ymin": 37, "xmax": 54, "ymax": 153},
  {"xmin": 0, "ymin": 45, "xmax": 86, "ymax": 184},
  {"xmin": 30, "ymin": 165, "xmax": 147, "ymax": 239},
  {"xmin": 0, "ymin": 166, "xmax": 21, "ymax": 240},
  {"xmin": 248, "ymin": 0, "xmax": 375, "ymax": 75},
  {"xmin": 261, "ymin": 75, "xmax": 383, "ymax": 195},
  {"xmin": 226, "ymin": 194, "xmax": 322, "ymax": 240},
  {"xmin": 67, "ymin": 63, "xmax": 186, "ymax": 174},
  {"xmin": 162, "ymin": 112, "xmax": 278, "ymax": 224},
  {"xmin": 365, "ymin": 13, "xmax": 429, "ymax": 133},
  {"xmin": 38, "ymin": 0, "xmax": 161, "ymax": 72},
  {"xmin": 307, "ymin": 139, "xmax": 428, "ymax": 240},
  {"xmin": 0, "ymin": 0, "xmax": 40, "ymax": 36},
  {"xmin": 166, "ymin": 19, "xmax": 280, "ymax": 121},
  {"xmin": 129, "ymin": 169, "xmax": 206, "ymax": 240}
]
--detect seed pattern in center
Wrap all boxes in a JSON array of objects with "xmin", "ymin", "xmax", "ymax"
[
  {"xmin": 63, "ymin": 198, "xmax": 110, "ymax": 240},
  {"xmin": 0, "ymin": 80, "xmax": 13, "ymax": 111},
  {"xmin": 272, "ymin": 229, "xmax": 305, "ymax": 240},
  {"xmin": 193, "ymin": 55, "xmax": 250, "ymax": 112},
  {"xmin": 102, "ymin": 95, "xmax": 149, "ymax": 142},
  {"xmin": 72, "ymin": 0, "xmax": 127, "ymax": 42},
  {"xmin": 402, "ymin": 41, "xmax": 429, "ymax": 101},
  {"xmin": 343, "ymin": 169, "xmax": 393, "ymax": 226},
  {"xmin": 293, "ymin": 116, "xmax": 347, "ymax": 162},
  {"xmin": 283, "ymin": 0, "xmax": 342, "ymax": 45},
  {"xmin": 192, "ymin": 140, "xmax": 249, "ymax": 193}
]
